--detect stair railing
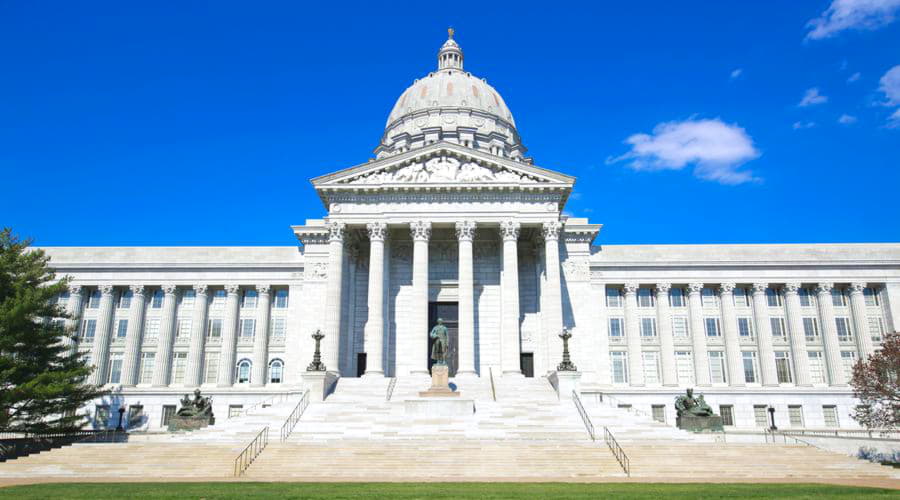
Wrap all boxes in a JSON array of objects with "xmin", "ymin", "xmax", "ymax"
[
  {"xmin": 279, "ymin": 390, "xmax": 310, "ymax": 442},
  {"xmin": 233, "ymin": 426, "xmax": 268, "ymax": 476},
  {"xmin": 572, "ymin": 390, "xmax": 595, "ymax": 441},
  {"xmin": 603, "ymin": 426, "xmax": 630, "ymax": 477},
  {"xmin": 386, "ymin": 377, "xmax": 397, "ymax": 402},
  {"xmin": 489, "ymin": 367, "xmax": 497, "ymax": 401}
]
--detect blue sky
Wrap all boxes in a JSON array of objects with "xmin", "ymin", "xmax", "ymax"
[{"xmin": 2, "ymin": 1, "xmax": 899, "ymax": 246}]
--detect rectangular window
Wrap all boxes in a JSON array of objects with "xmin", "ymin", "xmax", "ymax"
[
  {"xmin": 642, "ymin": 352, "xmax": 660, "ymax": 384},
  {"xmin": 271, "ymin": 317, "xmax": 286, "ymax": 339},
  {"xmin": 808, "ymin": 351, "xmax": 826, "ymax": 384},
  {"xmin": 176, "ymin": 319, "xmax": 192, "ymax": 339},
  {"xmin": 171, "ymin": 352, "xmax": 187, "ymax": 384},
  {"xmin": 204, "ymin": 353, "xmax": 219, "ymax": 384},
  {"xmin": 788, "ymin": 405, "xmax": 804, "ymax": 428},
  {"xmin": 139, "ymin": 353, "xmax": 155, "ymax": 384},
  {"xmin": 799, "ymin": 288, "xmax": 816, "ymax": 307},
  {"xmin": 863, "ymin": 287, "xmax": 880, "ymax": 307},
  {"xmin": 127, "ymin": 405, "xmax": 144, "ymax": 428},
  {"xmin": 108, "ymin": 354, "xmax": 123, "ymax": 384},
  {"xmin": 180, "ymin": 289, "xmax": 195, "ymax": 308},
  {"xmin": 868, "ymin": 317, "xmax": 884, "ymax": 343},
  {"xmin": 831, "ymin": 288, "xmax": 847, "ymax": 307},
  {"xmin": 701, "ymin": 288, "xmax": 718, "ymax": 308},
  {"xmin": 151, "ymin": 290, "xmax": 164, "ymax": 308},
  {"xmin": 733, "ymin": 287, "xmax": 751, "ymax": 307},
  {"xmin": 841, "ymin": 351, "xmax": 857, "ymax": 381},
  {"xmin": 766, "ymin": 288, "xmax": 783, "ymax": 307},
  {"xmin": 145, "ymin": 318, "xmax": 160, "ymax": 339},
  {"xmin": 115, "ymin": 319, "xmax": 128, "ymax": 339},
  {"xmin": 95, "ymin": 405, "xmax": 110, "ymax": 427},
  {"xmin": 56, "ymin": 291, "xmax": 70, "ymax": 306},
  {"xmin": 651, "ymin": 405, "xmax": 666, "ymax": 423},
  {"xmin": 608, "ymin": 317, "xmax": 624, "ymax": 338},
  {"xmin": 118, "ymin": 290, "xmax": 132, "ymax": 309},
  {"xmin": 637, "ymin": 287, "xmax": 655, "ymax": 308},
  {"xmin": 228, "ymin": 405, "xmax": 244, "ymax": 418},
  {"xmin": 239, "ymin": 318, "xmax": 256, "ymax": 339},
  {"xmin": 822, "ymin": 405, "xmax": 839, "ymax": 427},
  {"xmin": 86, "ymin": 290, "xmax": 101, "ymax": 309},
  {"xmin": 606, "ymin": 288, "xmax": 623, "ymax": 308},
  {"xmin": 709, "ymin": 351, "xmax": 726, "ymax": 384},
  {"xmin": 753, "ymin": 405, "xmax": 769, "ymax": 428},
  {"xmin": 835, "ymin": 317, "xmax": 852, "ymax": 342},
  {"xmin": 770, "ymin": 317, "xmax": 786, "ymax": 339},
  {"xmin": 640, "ymin": 317, "xmax": 657, "ymax": 338},
  {"xmin": 81, "ymin": 319, "xmax": 97, "ymax": 341},
  {"xmin": 803, "ymin": 317, "xmax": 819, "ymax": 342},
  {"xmin": 610, "ymin": 352, "xmax": 628, "ymax": 384},
  {"xmin": 704, "ymin": 317, "xmax": 721, "ymax": 337},
  {"xmin": 738, "ymin": 317, "xmax": 753, "ymax": 338},
  {"xmin": 274, "ymin": 289, "xmax": 289, "ymax": 308},
  {"xmin": 742, "ymin": 351, "xmax": 758, "ymax": 384},
  {"xmin": 208, "ymin": 318, "xmax": 223, "ymax": 338},
  {"xmin": 719, "ymin": 405, "xmax": 735, "ymax": 426},
  {"xmin": 161, "ymin": 405, "xmax": 176, "ymax": 427},
  {"xmin": 671, "ymin": 317, "xmax": 689, "ymax": 338},
  {"xmin": 669, "ymin": 288, "xmax": 686, "ymax": 307},
  {"xmin": 675, "ymin": 351, "xmax": 694, "ymax": 385},
  {"xmin": 241, "ymin": 289, "xmax": 258, "ymax": 308},
  {"xmin": 212, "ymin": 289, "xmax": 226, "ymax": 309},
  {"xmin": 775, "ymin": 351, "xmax": 792, "ymax": 384}
]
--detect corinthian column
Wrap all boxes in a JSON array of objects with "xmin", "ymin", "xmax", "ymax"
[
  {"xmin": 251, "ymin": 285, "xmax": 271, "ymax": 386},
  {"xmin": 816, "ymin": 283, "xmax": 845, "ymax": 386},
  {"xmin": 500, "ymin": 220, "xmax": 522, "ymax": 376},
  {"xmin": 120, "ymin": 285, "xmax": 146, "ymax": 387},
  {"xmin": 623, "ymin": 283, "xmax": 643, "ymax": 386},
  {"xmin": 217, "ymin": 284, "xmax": 241, "ymax": 386},
  {"xmin": 362, "ymin": 222, "xmax": 388, "ymax": 376},
  {"xmin": 324, "ymin": 222, "xmax": 346, "ymax": 372},
  {"xmin": 184, "ymin": 284, "xmax": 208, "ymax": 387},
  {"xmin": 410, "ymin": 220, "xmax": 431, "ymax": 375},
  {"xmin": 751, "ymin": 283, "xmax": 778, "ymax": 386},
  {"xmin": 656, "ymin": 283, "xmax": 677, "ymax": 386},
  {"xmin": 719, "ymin": 283, "xmax": 744, "ymax": 387},
  {"xmin": 687, "ymin": 283, "xmax": 710, "ymax": 386},
  {"xmin": 63, "ymin": 284, "xmax": 84, "ymax": 356},
  {"xmin": 88, "ymin": 285, "xmax": 115, "ymax": 386},
  {"xmin": 783, "ymin": 283, "xmax": 811, "ymax": 386},
  {"xmin": 849, "ymin": 282, "xmax": 875, "ymax": 359},
  {"xmin": 152, "ymin": 284, "xmax": 178, "ymax": 387},
  {"xmin": 542, "ymin": 221, "xmax": 564, "ymax": 370},
  {"xmin": 456, "ymin": 220, "xmax": 477, "ymax": 376}
]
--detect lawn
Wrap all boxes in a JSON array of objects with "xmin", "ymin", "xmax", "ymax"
[{"xmin": 0, "ymin": 482, "xmax": 896, "ymax": 499}]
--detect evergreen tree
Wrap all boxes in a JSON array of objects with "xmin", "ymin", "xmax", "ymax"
[{"xmin": 0, "ymin": 228, "xmax": 105, "ymax": 433}]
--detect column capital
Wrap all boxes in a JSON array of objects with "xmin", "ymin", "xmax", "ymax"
[
  {"xmin": 327, "ymin": 221, "xmax": 346, "ymax": 243},
  {"xmin": 752, "ymin": 282, "xmax": 768, "ymax": 295},
  {"xmin": 719, "ymin": 282, "xmax": 736, "ymax": 294},
  {"xmin": 623, "ymin": 282, "xmax": 639, "ymax": 295},
  {"xmin": 541, "ymin": 220, "xmax": 561, "ymax": 241},
  {"xmin": 193, "ymin": 284, "xmax": 208, "ymax": 296},
  {"xmin": 225, "ymin": 284, "xmax": 241, "ymax": 295},
  {"xmin": 256, "ymin": 284, "xmax": 271, "ymax": 295},
  {"xmin": 410, "ymin": 220, "xmax": 432, "ymax": 241},
  {"xmin": 162, "ymin": 284, "xmax": 178, "ymax": 295},
  {"xmin": 500, "ymin": 220, "xmax": 520, "ymax": 241},
  {"xmin": 783, "ymin": 282, "xmax": 801, "ymax": 294},
  {"xmin": 129, "ymin": 284, "xmax": 145, "ymax": 296},
  {"xmin": 366, "ymin": 221, "xmax": 388, "ymax": 242},
  {"xmin": 67, "ymin": 284, "xmax": 83, "ymax": 295},
  {"xmin": 656, "ymin": 282, "xmax": 672, "ymax": 294},
  {"xmin": 849, "ymin": 282, "xmax": 867, "ymax": 294},
  {"xmin": 455, "ymin": 220, "xmax": 477, "ymax": 241},
  {"xmin": 816, "ymin": 282, "xmax": 834, "ymax": 294},
  {"xmin": 688, "ymin": 282, "xmax": 704, "ymax": 294},
  {"xmin": 99, "ymin": 284, "xmax": 115, "ymax": 296}
]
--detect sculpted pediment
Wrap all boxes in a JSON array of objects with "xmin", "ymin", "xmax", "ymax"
[{"xmin": 338, "ymin": 156, "xmax": 547, "ymax": 185}]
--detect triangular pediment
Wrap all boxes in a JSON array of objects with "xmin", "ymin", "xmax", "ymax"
[{"xmin": 311, "ymin": 142, "xmax": 574, "ymax": 188}]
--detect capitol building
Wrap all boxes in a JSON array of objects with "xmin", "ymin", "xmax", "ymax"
[{"xmin": 44, "ymin": 32, "xmax": 900, "ymax": 433}]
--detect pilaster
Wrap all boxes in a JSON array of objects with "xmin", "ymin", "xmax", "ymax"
[
  {"xmin": 783, "ymin": 283, "xmax": 811, "ymax": 386},
  {"xmin": 655, "ymin": 283, "xmax": 677, "ymax": 386},
  {"xmin": 184, "ymin": 284, "xmax": 208, "ymax": 387},
  {"xmin": 251, "ymin": 284, "xmax": 272, "ymax": 386},
  {"xmin": 500, "ymin": 219, "xmax": 522, "ymax": 376},
  {"xmin": 364, "ymin": 222, "xmax": 388, "ymax": 376},
  {"xmin": 719, "ymin": 283, "xmax": 744, "ymax": 387},
  {"xmin": 88, "ymin": 284, "xmax": 115, "ymax": 386},
  {"xmin": 816, "ymin": 283, "xmax": 845, "ymax": 386},
  {"xmin": 152, "ymin": 284, "xmax": 178, "ymax": 387},
  {"xmin": 849, "ymin": 282, "xmax": 875, "ymax": 359},
  {"xmin": 687, "ymin": 283, "xmax": 710, "ymax": 386},
  {"xmin": 120, "ymin": 285, "xmax": 146, "ymax": 387},
  {"xmin": 456, "ymin": 220, "xmax": 477, "ymax": 376}
]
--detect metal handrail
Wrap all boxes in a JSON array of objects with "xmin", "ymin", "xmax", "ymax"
[
  {"xmin": 604, "ymin": 426, "xmax": 630, "ymax": 477},
  {"xmin": 279, "ymin": 391, "xmax": 310, "ymax": 442},
  {"xmin": 489, "ymin": 367, "xmax": 497, "ymax": 402},
  {"xmin": 572, "ymin": 390, "xmax": 595, "ymax": 441},
  {"xmin": 386, "ymin": 377, "xmax": 397, "ymax": 401},
  {"xmin": 233, "ymin": 426, "xmax": 268, "ymax": 476},
  {"xmin": 781, "ymin": 428, "xmax": 900, "ymax": 440}
]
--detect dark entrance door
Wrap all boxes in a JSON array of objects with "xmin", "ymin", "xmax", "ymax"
[
  {"xmin": 520, "ymin": 353, "xmax": 534, "ymax": 378},
  {"xmin": 428, "ymin": 302, "xmax": 459, "ymax": 376},
  {"xmin": 356, "ymin": 353, "xmax": 366, "ymax": 378}
]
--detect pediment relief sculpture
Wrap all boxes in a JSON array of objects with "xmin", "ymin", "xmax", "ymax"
[{"xmin": 338, "ymin": 156, "xmax": 548, "ymax": 185}]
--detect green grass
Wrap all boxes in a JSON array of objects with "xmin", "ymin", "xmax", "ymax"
[{"xmin": 0, "ymin": 482, "xmax": 896, "ymax": 499}]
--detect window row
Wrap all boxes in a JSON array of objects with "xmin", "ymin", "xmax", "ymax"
[
  {"xmin": 605, "ymin": 286, "xmax": 883, "ymax": 309},
  {"xmin": 74, "ymin": 288, "xmax": 290, "ymax": 310},
  {"xmin": 643, "ymin": 403, "xmax": 839, "ymax": 428},
  {"xmin": 105, "ymin": 353, "xmax": 285, "ymax": 385},
  {"xmin": 79, "ymin": 317, "xmax": 289, "ymax": 342}
]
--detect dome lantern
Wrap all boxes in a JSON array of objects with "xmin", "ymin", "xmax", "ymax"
[{"xmin": 437, "ymin": 28, "xmax": 463, "ymax": 71}]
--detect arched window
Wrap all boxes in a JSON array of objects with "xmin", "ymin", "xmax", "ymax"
[
  {"xmin": 236, "ymin": 359, "xmax": 252, "ymax": 384},
  {"xmin": 268, "ymin": 359, "xmax": 284, "ymax": 384}
]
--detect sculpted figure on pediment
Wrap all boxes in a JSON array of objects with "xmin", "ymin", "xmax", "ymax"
[{"xmin": 424, "ymin": 156, "xmax": 460, "ymax": 182}]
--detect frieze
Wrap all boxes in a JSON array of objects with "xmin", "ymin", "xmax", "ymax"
[
  {"xmin": 324, "ymin": 191, "xmax": 564, "ymax": 204},
  {"xmin": 337, "ymin": 156, "xmax": 549, "ymax": 185}
]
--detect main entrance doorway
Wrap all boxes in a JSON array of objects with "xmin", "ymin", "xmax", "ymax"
[{"xmin": 427, "ymin": 302, "xmax": 459, "ymax": 376}]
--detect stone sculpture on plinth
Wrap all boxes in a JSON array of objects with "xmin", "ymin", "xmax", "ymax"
[
  {"xmin": 675, "ymin": 388, "xmax": 723, "ymax": 432},
  {"xmin": 419, "ymin": 318, "xmax": 459, "ymax": 397},
  {"xmin": 168, "ymin": 388, "xmax": 215, "ymax": 432}
]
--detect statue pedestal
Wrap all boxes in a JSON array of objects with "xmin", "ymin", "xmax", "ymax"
[
  {"xmin": 676, "ymin": 415, "xmax": 724, "ymax": 433},
  {"xmin": 549, "ymin": 371, "xmax": 582, "ymax": 400},
  {"xmin": 167, "ymin": 414, "xmax": 214, "ymax": 432},
  {"xmin": 418, "ymin": 365, "xmax": 459, "ymax": 398},
  {"xmin": 302, "ymin": 371, "xmax": 338, "ymax": 402}
]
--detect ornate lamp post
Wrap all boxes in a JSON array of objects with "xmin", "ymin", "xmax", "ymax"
[
  {"xmin": 768, "ymin": 405, "xmax": 778, "ymax": 432},
  {"xmin": 557, "ymin": 328, "xmax": 577, "ymax": 372},
  {"xmin": 307, "ymin": 329, "xmax": 327, "ymax": 371},
  {"xmin": 116, "ymin": 407, "xmax": 126, "ymax": 431}
]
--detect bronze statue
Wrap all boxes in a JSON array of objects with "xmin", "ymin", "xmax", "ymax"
[
  {"xmin": 176, "ymin": 389, "xmax": 213, "ymax": 418},
  {"xmin": 430, "ymin": 318, "xmax": 449, "ymax": 366},
  {"xmin": 675, "ymin": 388, "xmax": 714, "ymax": 417}
]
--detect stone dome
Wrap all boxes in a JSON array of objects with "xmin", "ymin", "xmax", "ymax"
[{"xmin": 375, "ymin": 30, "xmax": 528, "ymax": 162}]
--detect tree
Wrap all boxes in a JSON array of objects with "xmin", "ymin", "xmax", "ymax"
[
  {"xmin": 0, "ymin": 228, "xmax": 105, "ymax": 433},
  {"xmin": 851, "ymin": 332, "xmax": 900, "ymax": 430}
]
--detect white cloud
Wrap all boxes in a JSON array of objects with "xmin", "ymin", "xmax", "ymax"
[
  {"xmin": 838, "ymin": 114, "xmax": 858, "ymax": 124},
  {"xmin": 879, "ymin": 65, "xmax": 900, "ymax": 105},
  {"xmin": 806, "ymin": 0, "xmax": 900, "ymax": 40},
  {"xmin": 730, "ymin": 68, "xmax": 743, "ymax": 80},
  {"xmin": 888, "ymin": 108, "xmax": 900, "ymax": 127},
  {"xmin": 793, "ymin": 121, "xmax": 816, "ymax": 130},
  {"xmin": 847, "ymin": 71, "xmax": 862, "ymax": 82},
  {"xmin": 607, "ymin": 118, "xmax": 761, "ymax": 185},
  {"xmin": 799, "ymin": 87, "xmax": 829, "ymax": 106}
]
